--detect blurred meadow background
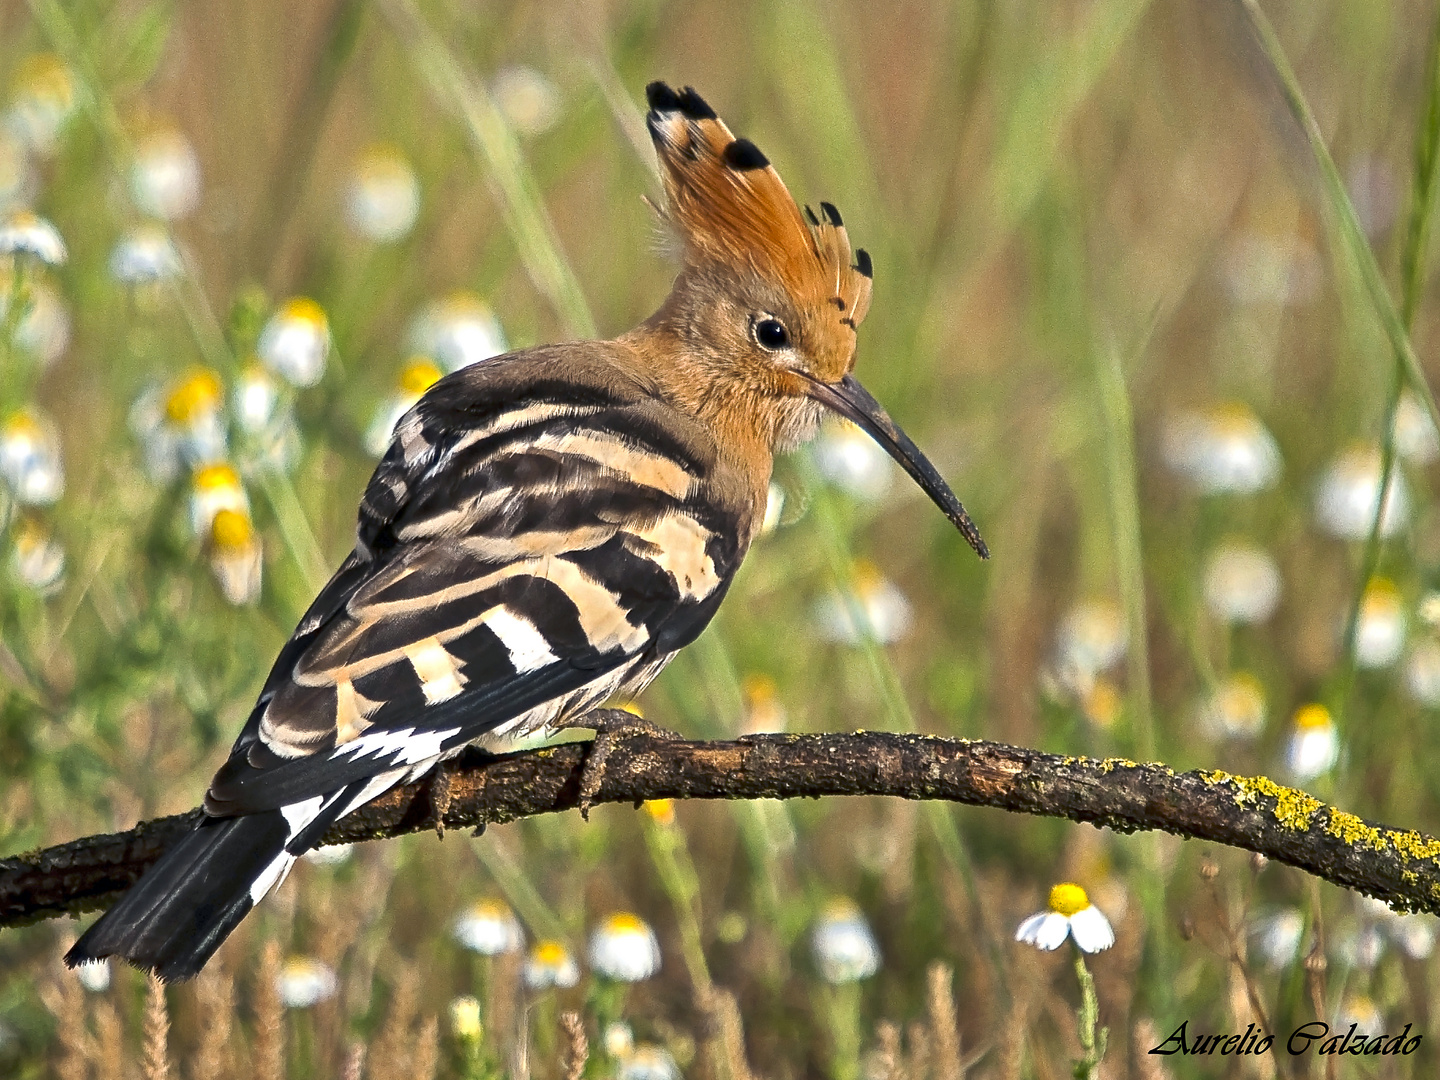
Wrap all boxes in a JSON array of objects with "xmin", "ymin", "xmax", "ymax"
[{"xmin": 6, "ymin": 0, "xmax": 1440, "ymax": 1076}]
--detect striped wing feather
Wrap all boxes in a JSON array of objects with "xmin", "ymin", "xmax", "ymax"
[{"xmin": 205, "ymin": 346, "xmax": 743, "ymax": 817}]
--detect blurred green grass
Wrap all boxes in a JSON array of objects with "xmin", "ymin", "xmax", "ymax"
[{"xmin": 4, "ymin": 0, "xmax": 1440, "ymax": 1076}]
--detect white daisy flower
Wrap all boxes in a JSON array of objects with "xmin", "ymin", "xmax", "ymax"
[
  {"xmin": 1394, "ymin": 392, "xmax": 1439, "ymax": 465},
  {"xmin": 1045, "ymin": 598, "xmax": 1127, "ymax": 702},
  {"xmin": 452, "ymin": 898, "xmax": 524, "ymax": 956},
  {"xmin": 258, "ymin": 297, "xmax": 331, "ymax": 388},
  {"xmin": 1336, "ymin": 995, "xmax": 1383, "ymax": 1034},
  {"xmin": 0, "ymin": 208, "xmax": 65, "ymax": 264},
  {"xmin": 813, "ymin": 417, "xmax": 893, "ymax": 499},
  {"xmin": 1015, "ymin": 882, "xmax": 1115, "ymax": 953},
  {"xmin": 449, "ymin": 995, "xmax": 483, "ymax": 1040},
  {"xmin": 619, "ymin": 1045, "xmax": 680, "ymax": 1080},
  {"xmin": 740, "ymin": 673, "xmax": 787, "ymax": 735},
  {"xmin": 604, "ymin": 1021, "xmax": 635, "ymax": 1059},
  {"xmin": 810, "ymin": 898, "xmax": 881, "ymax": 983},
  {"xmin": 588, "ymin": 911, "xmax": 661, "ymax": 982},
  {"xmin": 344, "ymin": 143, "xmax": 420, "ymax": 243},
  {"xmin": 0, "ymin": 409, "xmax": 62, "ymax": 504},
  {"xmin": 0, "ymin": 276, "xmax": 70, "ymax": 366},
  {"xmin": 1285, "ymin": 704, "xmax": 1339, "ymax": 781},
  {"xmin": 1202, "ymin": 540, "xmax": 1281, "ymax": 625},
  {"xmin": 1406, "ymin": 637, "xmax": 1440, "ymax": 707},
  {"xmin": 4, "ymin": 54, "xmax": 75, "ymax": 156},
  {"xmin": 109, "ymin": 224, "xmax": 183, "ymax": 284},
  {"xmin": 10, "ymin": 516, "xmax": 65, "ymax": 593},
  {"xmin": 130, "ymin": 368, "xmax": 228, "ymax": 481},
  {"xmin": 207, "ymin": 506, "xmax": 262, "ymax": 605},
  {"xmin": 301, "ymin": 843, "xmax": 353, "ymax": 867},
  {"xmin": 1161, "ymin": 403, "xmax": 1281, "ymax": 494},
  {"xmin": 812, "ymin": 560, "xmax": 913, "ymax": 645},
  {"xmin": 276, "ymin": 956, "xmax": 337, "ymax": 1009},
  {"xmin": 1335, "ymin": 923, "xmax": 1385, "ymax": 969},
  {"xmin": 523, "ymin": 940, "xmax": 579, "ymax": 990},
  {"xmin": 1315, "ymin": 443, "xmax": 1409, "ymax": 540},
  {"xmin": 189, "ymin": 463, "xmax": 249, "ymax": 538},
  {"xmin": 231, "ymin": 363, "xmax": 299, "ymax": 474},
  {"xmin": 492, "ymin": 66, "xmax": 561, "ymax": 136},
  {"xmin": 365, "ymin": 357, "xmax": 442, "ymax": 456},
  {"xmin": 407, "ymin": 292, "xmax": 507, "ymax": 373},
  {"xmin": 1354, "ymin": 577, "xmax": 1405, "ymax": 670},
  {"xmin": 1199, "ymin": 671, "xmax": 1267, "ymax": 740},
  {"xmin": 1389, "ymin": 913, "xmax": 1437, "ymax": 960},
  {"xmin": 129, "ymin": 126, "xmax": 201, "ymax": 220},
  {"xmin": 73, "ymin": 958, "xmax": 111, "ymax": 993},
  {"xmin": 1250, "ymin": 908, "xmax": 1304, "ymax": 969}
]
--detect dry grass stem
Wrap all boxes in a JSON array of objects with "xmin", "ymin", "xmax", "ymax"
[
  {"xmin": 41, "ymin": 960, "xmax": 91, "ymax": 1080},
  {"xmin": 412, "ymin": 1016, "xmax": 440, "ymax": 1080},
  {"xmin": 872, "ymin": 1021, "xmax": 905, "ymax": 1080},
  {"xmin": 192, "ymin": 966, "xmax": 235, "ymax": 1080},
  {"xmin": 904, "ymin": 1020, "xmax": 932, "ymax": 1080},
  {"xmin": 702, "ymin": 986, "xmax": 757, "ymax": 1080},
  {"xmin": 926, "ymin": 962, "xmax": 963, "ymax": 1080},
  {"xmin": 142, "ymin": 975, "xmax": 171, "ymax": 1080},
  {"xmin": 252, "ymin": 942, "xmax": 284, "ymax": 1080},
  {"xmin": 93, "ymin": 997, "xmax": 126, "ymax": 1080},
  {"xmin": 368, "ymin": 966, "xmax": 420, "ymax": 1078},
  {"xmin": 559, "ymin": 1010, "xmax": 588, "ymax": 1080},
  {"xmin": 339, "ymin": 1043, "xmax": 365, "ymax": 1080}
]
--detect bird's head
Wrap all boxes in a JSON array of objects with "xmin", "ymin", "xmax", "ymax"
[{"xmin": 638, "ymin": 82, "xmax": 987, "ymax": 558}]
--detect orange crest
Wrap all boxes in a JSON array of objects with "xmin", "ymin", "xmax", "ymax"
[{"xmin": 645, "ymin": 83, "xmax": 873, "ymax": 369}]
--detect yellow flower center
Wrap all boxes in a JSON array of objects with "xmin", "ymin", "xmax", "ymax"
[
  {"xmin": 643, "ymin": 799, "xmax": 674, "ymax": 825},
  {"xmin": 2, "ymin": 410, "xmax": 40, "ymax": 440},
  {"xmin": 280, "ymin": 296, "xmax": 327, "ymax": 330},
  {"xmin": 742, "ymin": 673, "xmax": 777, "ymax": 705},
  {"xmin": 1293, "ymin": 703, "xmax": 1333, "ymax": 732},
  {"xmin": 1208, "ymin": 401, "xmax": 1261, "ymax": 435},
  {"xmin": 1048, "ymin": 882, "xmax": 1090, "ymax": 917},
  {"xmin": 604, "ymin": 912, "xmax": 646, "ymax": 935},
  {"xmin": 850, "ymin": 559, "xmax": 884, "ymax": 592},
  {"xmin": 470, "ymin": 897, "xmax": 511, "ymax": 920},
  {"xmin": 210, "ymin": 508, "xmax": 253, "ymax": 550},
  {"xmin": 357, "ymin": 143, "xmax": 412, "ymax": 180},
  {"xmin": 821, "ymin": 897, "xmax": 861, "ymax": 922},
  {"xmin": 440, "ymin": 290, "xmax": 487, "ymax": 317},
  {"xmin": 165, "ymin": 369, "xmax": 223, "ymax": 422},
  {"xmin": 399, "ymin": 357, "xmax": 442, "ymax": 396},
  {"xmin": 193, "ymin": 462, "xmax": 242, "ymax": 492},
  {"xmin": 532, "ymin": 940, "xmax": 569, "ymax": 966},
  {"xmin": 1361, "ymin": 577, "xmax": 1402, "ymax": 617},
  {"xmin": 14, "ymin": 53, "xmax": 73, "ymax": 106},
  {"xmin": 450, "ymin": 996, "xmax": 483, "ymax": 1039}
]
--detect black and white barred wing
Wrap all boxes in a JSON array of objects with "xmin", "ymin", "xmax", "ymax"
[
  {"xmin": 67, "ymin": 353, "xmax": 747, "ymax": 980},
  {"xmin": 206, "ymin": 362, "xmax": 742, "ymax": 827}
]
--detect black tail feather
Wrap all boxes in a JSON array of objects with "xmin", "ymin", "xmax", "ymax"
[{"xmin": 65, "ymin": 810, "xmax": 292, "ymax": 982}]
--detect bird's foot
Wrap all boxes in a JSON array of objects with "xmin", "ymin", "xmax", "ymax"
[
  {"xmin": 576, "ymin": 708, "xmax": 680, "ymax": 820},
  {"xmin": 429, "ymin": 760, "xmax": 455, "ymax": 839}
]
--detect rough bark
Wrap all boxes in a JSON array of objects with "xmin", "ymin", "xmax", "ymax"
[{"xmin": 4, "ymin": 732, "xmax": 1439, "ymax": 927}]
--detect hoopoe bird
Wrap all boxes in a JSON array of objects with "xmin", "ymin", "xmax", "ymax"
[{"xmin": 67, "ymin": 82, "xmax": 987, "ymax": 981}]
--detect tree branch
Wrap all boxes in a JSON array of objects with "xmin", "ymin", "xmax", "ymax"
[{"xmin": 5, "ymin": 732, "xmax": 1440, "ymax": 928}]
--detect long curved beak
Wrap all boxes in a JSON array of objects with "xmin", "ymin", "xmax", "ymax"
[{"xmin": 805, "ymin": 373, "xmax": 989, "ymax": 559}]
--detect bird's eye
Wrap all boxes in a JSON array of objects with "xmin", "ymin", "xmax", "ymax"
[{"xmin": 754, "ymin": 318, "xmax": 790, "ymax": 351}]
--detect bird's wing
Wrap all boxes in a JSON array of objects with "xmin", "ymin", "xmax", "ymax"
[{"xmin": 204, "ymin": 350, "xmax": 744, "ymax": 819}]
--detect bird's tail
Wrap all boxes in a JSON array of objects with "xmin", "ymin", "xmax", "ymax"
[{"xmin": 65, "ymin": 810, "xmax": 295, "ymax": 982}]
